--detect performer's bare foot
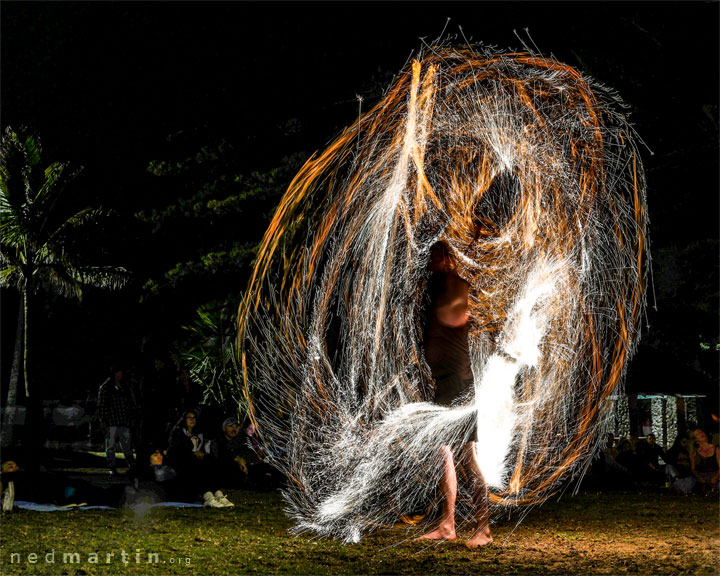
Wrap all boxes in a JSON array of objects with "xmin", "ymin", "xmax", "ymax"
[
  {"xmin": 415, "ymin": 522, "xmax": 457, "ymax": 541},
  {"xmin": 465, "ymin": 525, "xmax": 493, "ymax": 548}
]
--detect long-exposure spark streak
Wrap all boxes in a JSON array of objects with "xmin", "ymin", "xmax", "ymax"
[{"xmin": 237, "ymin": 47, "xmax": 649, "ymax": 543}]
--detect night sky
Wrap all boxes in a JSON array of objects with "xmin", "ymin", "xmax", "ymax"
[{"xmin": 2, "ymin": 2, "xmax": 718, "ymax": 402}]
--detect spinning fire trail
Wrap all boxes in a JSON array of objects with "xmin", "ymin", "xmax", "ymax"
[{"xmin": 237, "ymin": 47, "xmax": 649, "ymax": 543}]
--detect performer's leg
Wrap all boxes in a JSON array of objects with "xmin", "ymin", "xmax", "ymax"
[
  {"xmin": 462, "ymin": 442, "xmax": 493, "ymax": 548},
  {"xmin": 416, "ymin": 446, "xmax": 457, "ymax": 541}
]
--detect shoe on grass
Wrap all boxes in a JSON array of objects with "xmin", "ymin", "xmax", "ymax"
[
  {"xmin": 203, "ymin": 491, "xmax": 225, "ymax": 508},
  {"xmin": 214, "ymin": 490, "xmax": 234, "ymax": 508}
]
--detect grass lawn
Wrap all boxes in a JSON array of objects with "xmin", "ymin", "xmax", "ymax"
[{"xmin": 1, "ymin": 490, "xmax": 718, "ymax": 575}]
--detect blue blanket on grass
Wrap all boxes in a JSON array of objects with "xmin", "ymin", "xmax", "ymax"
[{"xmin": 15, "ymin": 500, "xmax": 203, "ymax": 511}]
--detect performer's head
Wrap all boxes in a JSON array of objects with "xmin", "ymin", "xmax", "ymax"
[{"xmin": 428, "ymin": 240, "xmax": 455, "ymax": 273}]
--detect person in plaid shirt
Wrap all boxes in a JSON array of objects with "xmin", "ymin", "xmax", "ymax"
[{"xmin": 97, "ymin": 365, "xmax": 136, "ymax": 475}]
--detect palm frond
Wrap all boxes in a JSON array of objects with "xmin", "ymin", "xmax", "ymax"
[
  {"xmin": 36, "ymin": 162, "xmax": 67, "ymax": 202},
  {"xmin": 0, "ymin": 263, "xmax": 25, "ymax": 291},
  {"xmin": 0, "ymin": 246, "xmax": 23, "ymax": 268},
  {"xmin": 47, "ymin": 207, "xmax": 110, "ymax": 245},
  {"xmin": 1, "ymin": 126, "xmax": 130, "ymax": 300},
  {"xmin": 42, "ymin": 266, "xmax": 83, "ymax": 299},
  {"xmin": 22, "ymin": 133, "xmax": 42, "ymax": 170},
  {"xmin": 76, "ymin": 265, "xmax": 130, "ymax": 290},
  {"xmin": 0, "ymin": 128, "xmax": 34, "ymax": 213},
  {"xmin": 37, "ymin": 260, "xmax": 130, "ymax": 296},
  {"xmin": 0, "ymin": 214, "xmax": 25, "ymax": 250}
]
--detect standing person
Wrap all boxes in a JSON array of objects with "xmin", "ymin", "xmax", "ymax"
[
  {"xmin": 416, "ymin": 241, "xmax": 492, "ymax": 548},
  {"xmin": 97, "ymin": 365, "xmax": 136, "ymax": 475}
]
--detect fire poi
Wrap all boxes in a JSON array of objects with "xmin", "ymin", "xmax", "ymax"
[{"xmin": 236, "ymin": 46, "xmax": 649, "ymax": 543}]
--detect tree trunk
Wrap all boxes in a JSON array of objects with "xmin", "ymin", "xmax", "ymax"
[
  {"xmin": 0, "ymin": 296, "xmax": 25, "ymax": 447},
  {"xmin": 21, "ymin": 289, "xmax": 46, "ymax": 472},
  {"xmin": 23, "ymin": 287, "xmax": 29, "ymax": 397}
]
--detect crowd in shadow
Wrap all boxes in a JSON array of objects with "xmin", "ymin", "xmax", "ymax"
[
  {"xmin": 581, "ymin": 427, "xmax": 720, "ymax": 495},
  {"xmin": 1, "ymin": 358, "xmax": 283, "ymax": 511},
  {"xmin": 2, "ymin": 358, "xmax": 718, "ymax": 511},
  {"xmin": 96, "ymin": 359, "xmax": 284, "ymax": 508}
]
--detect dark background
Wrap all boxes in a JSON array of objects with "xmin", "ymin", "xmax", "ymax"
[{"xmin": 2, "ymin": 2, "xmax": 718, "ymax": 406}]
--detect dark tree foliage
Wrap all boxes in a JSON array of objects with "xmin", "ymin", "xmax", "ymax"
[
  {"xmin": 0, "ymin": 1, "xmax": 717, "ymax": 413},
  {"xmin": 135, "ymin": 133, "xmax": 306, "ymax": 350}
]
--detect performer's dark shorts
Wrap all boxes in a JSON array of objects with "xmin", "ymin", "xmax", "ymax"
[{"xmin": 434, "ymin": 376, "xmax": 477, "ymax": 442}]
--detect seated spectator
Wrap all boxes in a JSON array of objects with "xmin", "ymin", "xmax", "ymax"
[
  {"xmin": 667, "ymin": 435, "xmax": 692, "ymax": 477},
  {"xmin": 666, "ymin": 434, "xmax": 695, "ymax": 495},
  {"xmin": 212, "ymin": 418, "xmax": 250, "ymax": 488},
  {"xmin": 602, "ymin": 433, "xmax": 619, "ymax": 466},
  {"xmin": 121, "ymin": 449, "xmax": 179, "ymax": 507},
  {"xmin": 616, "ymin": 438, "xmax": 636, "ymax": 470},
  {"xmin": 607, "ymin": 438, "xmax": 637, "ymax": 489},
  {"xmin": 149, "ymin": 448, "xmax": 177, "ymax": 483},
  {"xmin": 690, "ymin": 428, "xmax": 720, "ymax": 494},
  {"xmin": 167, "ymin": 411, "xmax": 233, "ymax": 508},
  {"xmin": 600, "ymin": 433, "xmax": 629, "ymax": 487},
  {"xmin": 242, "ymin": 422, "xmax": 284, "ymax": 490},
  {"xmin": 639, "ymin": 432, "xmax": 666, "ymax": 485}
]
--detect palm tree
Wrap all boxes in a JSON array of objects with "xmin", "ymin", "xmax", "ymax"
[{"xmin": 0, "ymin": 126, "xmax": 128, "ymax": 447}]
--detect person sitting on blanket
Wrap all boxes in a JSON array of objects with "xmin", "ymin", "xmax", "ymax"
[
  {"xmin": 211, "ymin": 417, "xmax": 251, "ymax": 488},
  {"xmin": 1, "ymin": 460, "xmax": 18, "ymax": 511},
  {"xmin": 0, "ymin": 459, "xmax": 125, "ymax": 508},
  {"xmin": 167, "ymin": 410, "xmax": 234, "ymax": 508}
]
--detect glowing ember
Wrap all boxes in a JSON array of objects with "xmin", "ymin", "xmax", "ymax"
[{"xmin": 237, "ymin": 46, "xmax": 649, "ymax": 542}]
